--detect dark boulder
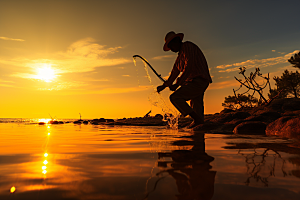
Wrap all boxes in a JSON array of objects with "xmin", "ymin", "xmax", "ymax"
[
  {"xmin": 267, "ymin": 98, "xmax": 300, "ymax": 112},
  {"xmin": 211, "ymin": 111, "xmax": 250, "ymax": 124},
  {"xmin": 244, "ymin": 115, "xmax": 266, "ymax": 122},
  {"xmin": 220, "ymin": 108, "xmax": 234, "ymax": 114},
  {"xmin": 233, "ymin": 121, "xmax": 266, "ymax": 135},
  {"xmin": 154, "ymin": 114, "xmax": 164, "ymax": 119},
  {"xmin": 282, "ymin": 98, "xmax": 300, "ymax": 111},
  {"xmin": 232, "ymin": 111, "xmax": 251, "ymax": 119},
  {"xmin": 106, "ymin": 119, "xmax": 115, "ymax": 123},
  {"xmin": 267, "ymin": 98, "xmax": 286, "ymax": 112},
  {"xmin": 224, "ymin": 119, "xmax": 244, "ymax": 126},
  {"xmin": 193, "ymin": 122, "xmax": 223, "ymax": 132},
  {"xmin": 246, "ymin": 111, "xmax": 282, "ymax": 123},
  {"xmin": 266, "ymin": 116, "xmax": 300, "ymax": 139},
  {"xmin": 282, "ymin": 110, "xmax": 300, "ymax": 116}
]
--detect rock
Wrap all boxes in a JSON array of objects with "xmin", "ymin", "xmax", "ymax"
[
  {"xmin": 98, "ymin": 118, "xmax": 106, "ymax": 122},
  {"xmin": 106, "ymin": 119, "xmax": 114, "ymax": 123},
  {"xmin": 267, "ymin": 98, "xmax": 300, "ymax": 112},
  {"xmin": 224, "ymin": 119, "xmax": 244, "ymax": 126},
  {"xmin": 154, "ymin": 114, "xmax": 163, "ymax": 119},
  {"xmin": 193, "ymin": 122, "xmax": 223, "ymax": 132},
  {"xmin": 233, "ymin": 121, "xmax": 266, "ymax": 135},
  {"xmin": 266, "ymin": 116, "xmax": 300, "ymax": 139},
  {"xmin": 282, "ymin": 110, "xmax": 300, "ymax": 116},
  {"xmin": 244, "ymin": 115, "xmax": 266, "ymax": 122},
  {"xmin": 267, "ymin": 98, "xmax": 286, "ymax": 111},
  {"xmin": 232, "ymin": 111, "xmax": 251, "ymax": 119},
  {"xmin": 282, "ymin": 98, "xmax": 300, "ymax": 111},
  {"xmin": 246, "ymin": 111, "xmax": 282, "ymax": 123},
  {"xmin": 220, "ymin": 108, "xmax": 234, "ymax": 114},
  {"xmin": 211, "ymin": 111, "xmax": 250, "ymax": 124}
]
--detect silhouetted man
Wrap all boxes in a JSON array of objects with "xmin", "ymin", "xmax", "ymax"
[{"xmin": 157, "ymin": 31, "xmax": 212, "ymax": 128}]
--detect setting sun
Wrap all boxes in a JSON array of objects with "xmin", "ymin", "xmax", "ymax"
[{"xmin": 35, "ymin": 64, "xmax": 57, "ymax": 82}]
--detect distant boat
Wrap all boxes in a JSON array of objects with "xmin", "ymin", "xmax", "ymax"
[{"xmin": 38, "ymin": 122, "xmax": 46, "ymax": 125}]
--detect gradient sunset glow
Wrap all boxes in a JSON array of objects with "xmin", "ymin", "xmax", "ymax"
[{"xmin": 1, "ymin": 0, "xmax": 300, "ymax": 119}]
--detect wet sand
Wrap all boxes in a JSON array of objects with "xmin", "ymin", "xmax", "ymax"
[{"xmin": 1, "ymin": 123, "xmax": 300, "ymax": 200}]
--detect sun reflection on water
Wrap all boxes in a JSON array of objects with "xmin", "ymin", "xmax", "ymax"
[{"xmin": 10, "ymin": 186, "xmax": 16, "ymax": 193}]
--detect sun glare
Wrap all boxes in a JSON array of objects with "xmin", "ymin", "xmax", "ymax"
[{"xmin": 35, "ymin": 64, "xmax": 57, "ymax": 82}]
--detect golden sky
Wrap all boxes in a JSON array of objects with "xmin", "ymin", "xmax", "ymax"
[{"xmin": 1, "ymin": 0, "xmax": 300, "ymax": 119}]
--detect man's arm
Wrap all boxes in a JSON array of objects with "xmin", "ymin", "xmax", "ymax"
[
  {"xmin": 175, "ymin": 65, "xmax": 192, "ymax": 85},
  {"xmin": 157, "ymin": 67, "xmax": 180, "ymax": 93},
  {"xmin": 163, "ymin": 67, "xmax": 180, "ymax": 87}
]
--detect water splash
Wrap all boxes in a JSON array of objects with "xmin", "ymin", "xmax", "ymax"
[
  {"xmin": 133, "ymin": 57, "xmax": 140, "ymax": 86},
  {"xmin": 133, "ymin": 57, "xmax": 179, "ymax": 129}
]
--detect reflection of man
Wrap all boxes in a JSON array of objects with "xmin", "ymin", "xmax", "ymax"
[
  {"xmin": 169, "ymin": 161, "xmax": 216, "ymax": 200},
  {"xmin": 157, "ymin": 31, "xmax": 212, "ymax": 128},
  {"xmin": 157, "ymin": 132, "xmax": 216, "ymax": 200}
]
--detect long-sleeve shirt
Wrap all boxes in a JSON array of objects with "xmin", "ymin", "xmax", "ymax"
[{"xmin": 164, "ymin": 41, "xmax": 212, "ymax": 86}]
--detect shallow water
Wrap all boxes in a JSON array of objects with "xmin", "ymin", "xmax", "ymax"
[{"xmin": 1, "ymin": 123, "xmax": 300, "ymax": 200}]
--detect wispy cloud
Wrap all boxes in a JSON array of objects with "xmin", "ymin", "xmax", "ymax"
[
  {"xmin": 0, "ymin": 83, "xmax": 15, "ymax": 88},
  {"xmin": 49, "ymin": 37, "xmax": 131, "ymax": 73},
  {"xmin": 0, "ymin": 79, "xmax": 14, "ymax": 83},
  {"xmin": 217, "ymin": 50, "xmax": 299, "ymax": 73},
  {"xmin": 37, "ymin": 81, "xmax": 88, "ymax": 91},
  {"xmin": 93, "ymin": 86, "xmax": 150, "ymax": 94},
  {"xmin": 207, "ymin": 80, "xmax": 240, "ymax": 90},
  {"xmin": 152, "ymin": 55, "xmax": 176, "ymax": 60},
  {"xmin": 0, "ymin": 79, "xmax": 15, "ymax": 87},
  {"xmin": 0, "ymin": 36, "xmax": 25, "ymax": 42},
  {"xmin": 4, "ymin": 37, "xmax": 131, "ymax": 80}
]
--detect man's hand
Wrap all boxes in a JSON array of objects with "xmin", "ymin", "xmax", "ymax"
[
  {"xmin": 157, "ymin": 85, "xmax": 166, "ymax": 93},
  {"xmin": 169, "ymin": 84, "xmax": 179, "ymax": 91}
]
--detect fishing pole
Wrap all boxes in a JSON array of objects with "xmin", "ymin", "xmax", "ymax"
[{"xmin": 133, "ymin": 55, "xmax": 166, "ymax": 83}]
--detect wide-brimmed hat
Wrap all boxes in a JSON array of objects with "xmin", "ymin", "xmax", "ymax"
[{"xmin": 163, "ymin": 31, "xmax": 184, "ymax": 51}]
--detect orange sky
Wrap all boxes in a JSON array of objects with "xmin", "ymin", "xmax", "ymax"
[{"xmin": 1, "ymin": 0, "xmax": 300, "ymax": 119}]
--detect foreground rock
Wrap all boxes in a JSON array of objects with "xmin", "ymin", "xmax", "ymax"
[
  {"xmin": 233, "ymin": 121, "xmax": 266, "ymax": 135},
  {"xmin": 266, "ymin": 117, "xmax": 300, "ymax": 140}
]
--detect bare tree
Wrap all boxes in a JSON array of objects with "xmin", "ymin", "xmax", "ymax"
[{"xmin": 234, "ymin": 67, "xmax": 271, "ymax": 105}]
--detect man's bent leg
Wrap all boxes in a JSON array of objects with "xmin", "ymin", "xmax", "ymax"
[
  {"xmin": 190, "ymin": 93, "xmax": 205, "ymax": 124},
  {"xmin": 169, "ymin": 88, "xmax": 194, "ymax": 117}
]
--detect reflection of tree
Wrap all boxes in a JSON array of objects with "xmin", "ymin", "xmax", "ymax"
[
  {"xmin": 147, "ymin": 132, "xmax": 216, "ymax": 200},
  {"xmin": 238, "ymin": 148, "xmax": 287, "ymax": 187}
]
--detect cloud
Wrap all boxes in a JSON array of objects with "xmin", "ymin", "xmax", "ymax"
[
  {"xmin": 37, "ymin": 81, "xmax": 88, "ymax": 91},
  {"xmin": 3, "ymin": 38, "xmax": 131, "ymax": 81},
  {"xmin": 0, "ymin": 36, "xmax": 25, "ymax": 42},
  {"xmin": 122, "ymin": 75, "xmax": 130, "ymax": 77},
  {"xmin": 152, "ymin": 55, "xmax": 176, "ymax": 60},
  {"xmin": 0, "ymin": 79, "xmax": 14, "ymax": 83},
  {"xmin": 85, "ymin": 85, "xmax": 151, "ymax": 95},
  {"xmin": 0, "ymin": 83, "xmax": 15, "ymax": 88},
  {"xmin": 217, "ymin": 50, "xmax": 299, "ymax": 73},
  {"xmin": 49, "ymin": 38, "xmax": 131, "ymax": 73},
  {"xmin": 207, "ymin": 79, "xmax": 240, "ymax": 90},
  {"xmin": 0, "ymin": 79, "xmax": 15, "ymax": 87}
]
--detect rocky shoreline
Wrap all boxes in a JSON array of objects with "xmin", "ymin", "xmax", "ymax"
[
  {"xmin": 113, "ymin": 98, "xmax": 300, "ymax": 140},
  {"xmin": 192, "ymin": 98, "xmax": 300, "ymax": 140}
]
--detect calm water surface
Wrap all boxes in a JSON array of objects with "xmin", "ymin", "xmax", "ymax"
[{"xmin": 1, "ymin": 123, "xmax": 300, "ymax": 200}]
